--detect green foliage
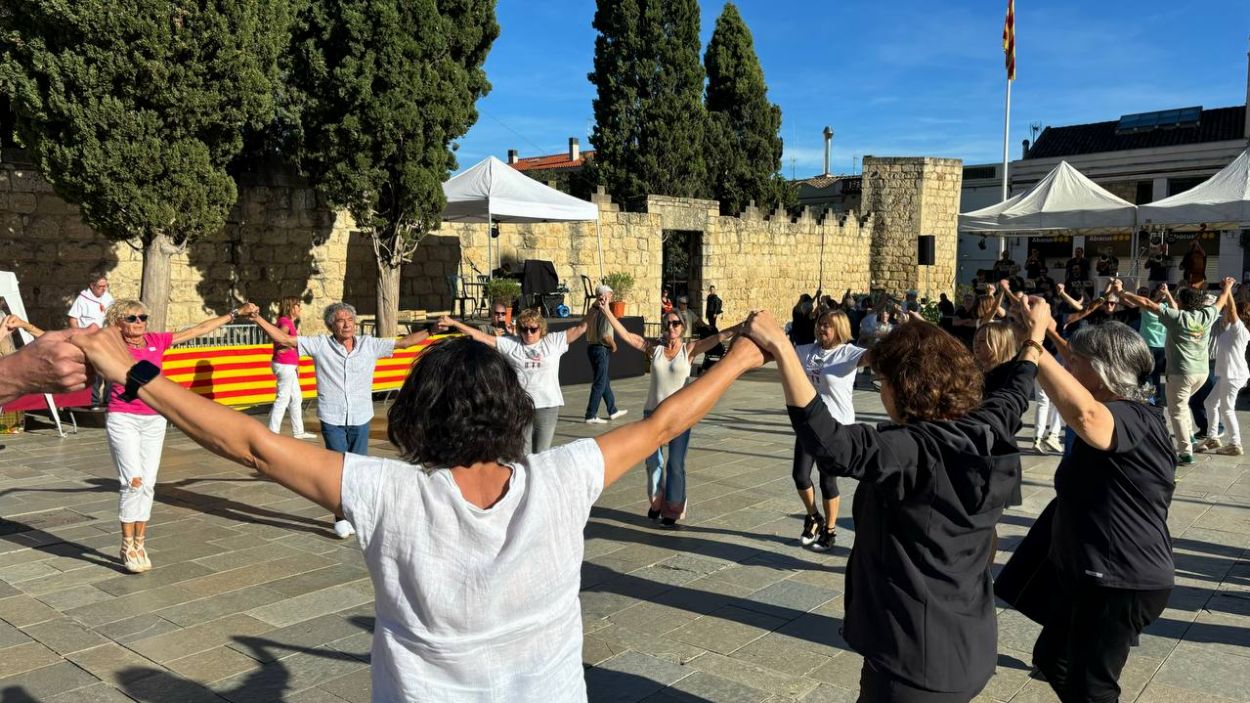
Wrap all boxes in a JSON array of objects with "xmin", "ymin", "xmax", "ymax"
[
  {"xmin": 604, "ymin": 271, "xmax": 635, "ymax": 301},
  {"xmin": 290, "ymin": 0, "xmax": 498, "ymax": 266},
  {"xmin": 484, "ymin": 278, "xmax": 521, "ymax": 305},
  {"xmin": 588, "ymin": 0, "xmax": 708, "ymax": 209},
  {"xmin": 0, "ymin": 0, "xmax": 288, "ymax": 246},
  {"xmin": 703, "ymin": 2, "xmax": 788, "ymax": 216}
]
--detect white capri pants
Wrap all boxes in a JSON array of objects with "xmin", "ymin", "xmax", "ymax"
[
  {"xmin": 268, "ymin": 363, "xmax": 305, "ymax": 435},
  {"xmin": 105, "ymin": 412, "xmax": 168, "ymax": 523},
  {"xmin": 1205, "ymin": 375, "xmax": 1248, "ymax": 447},
  {"xmin": 1035, "ymin": 382, "xmax": 1064, "ymax": 440}
]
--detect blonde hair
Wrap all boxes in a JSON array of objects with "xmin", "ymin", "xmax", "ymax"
[
  {"xmin": 516, "ymin": 309, "xmax": 546, "ymax": 336},
  {"xmin": 816, "ymin": 309, "xmax": 853, "ymax": 347},
  {"xmin": 973, "ymin": 321, "xmax": 1017, "ymax": 371},
  {"xmin": 105, "ymin": 299, "xmax": 147, "ymax": 327},
  {"xmin": 278, "ymin": 296, "xmax": 302, "ymax": 320}
]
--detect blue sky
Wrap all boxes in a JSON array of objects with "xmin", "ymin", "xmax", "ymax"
[{"xmin": 454, "ymin": 1, "xmax": 1250, "ymax": 179}]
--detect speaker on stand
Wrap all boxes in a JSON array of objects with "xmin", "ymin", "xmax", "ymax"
[{"xmin": 918, "ymin": 234, "xmax": 935, "ymax": 300}]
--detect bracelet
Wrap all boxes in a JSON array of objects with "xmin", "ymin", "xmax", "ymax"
[
  {"xmin": 1019, "ymin": 339, "xmax": 1044, "ymax": 358},
  {"xmin": 229, "ymin": 308, "xmax": 239, "ymax": 321}
]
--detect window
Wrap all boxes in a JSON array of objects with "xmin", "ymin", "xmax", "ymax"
[{"xmin": 1135, "ymin": 181, "xmax": 1154, "ymax": 204}]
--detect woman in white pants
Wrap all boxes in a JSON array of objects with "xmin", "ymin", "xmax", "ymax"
[
  {"xmin": 104, "ymin": 299, "xmax": 258, "ymax": 573},
  {"xmin": 1034, "ymin": 384, "xmax": 1065, "ymax": 453},
  {"xmin": 1201, "ymin": 300, "xmax": 1250, "ymax": 456},
  {"xmin": 267, "ymin": 297, "xmax": 315, "ymax": 439}
]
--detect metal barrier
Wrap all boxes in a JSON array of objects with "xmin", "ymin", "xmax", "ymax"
[{"xmin": 172, "ymin": 324, "xmax": 271, "ymax": 348}]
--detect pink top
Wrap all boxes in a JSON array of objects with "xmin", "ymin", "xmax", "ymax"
[
  {"xmin": 273, "ymin": 317, "xmax": 299, "ymax": 365},
  {"xmin": 108, "ymin": 332, "xmax": 175, "ymax": 415}
]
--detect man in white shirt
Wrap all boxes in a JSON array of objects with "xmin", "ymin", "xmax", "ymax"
[{"xmin": 66, "ymin": 273, "xmax": 114, "ymax": 407}]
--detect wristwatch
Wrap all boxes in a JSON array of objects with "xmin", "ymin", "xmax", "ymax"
[{"xmin": 119, "ymin": 361, "xmax": 161, "ymax": 402}]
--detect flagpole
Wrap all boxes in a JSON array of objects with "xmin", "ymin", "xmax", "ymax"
[{"xmin": 999, "ymin": 77, "xmax": 1011, "ymax": 257}]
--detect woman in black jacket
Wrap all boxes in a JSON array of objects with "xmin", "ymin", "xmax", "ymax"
[{"xmin": 743, "ymin": 301, "xmax": 1049, "ymax": 702}]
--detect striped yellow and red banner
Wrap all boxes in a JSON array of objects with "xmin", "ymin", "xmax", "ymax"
[
  {"xmin": 1003, "ymin": 0, "xmax": 1016, "ymax": 81},
  {"xmin": 162, "ymin": 335, "xmax": 451, "ymax": 409}
]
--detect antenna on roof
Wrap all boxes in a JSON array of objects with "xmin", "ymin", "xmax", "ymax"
[{"xmin": 1030, "ymin": 122, "xmax": 1042, "ymax": 142}]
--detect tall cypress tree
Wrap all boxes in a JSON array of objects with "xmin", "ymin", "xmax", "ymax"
[
  {"xmin": 291, "ymin": 0, "xmax": 497, "ymax": 337},
  {"xmin": 0, "ymin": 1, "xmax": 289, "ymax": 328},
  {"xmin": 588, "ymin": 0, "xmax": 708, "ymax": 208},
  {"xmin": 704, "ymin": 2, "xmax": 790, "ymax": 215}
]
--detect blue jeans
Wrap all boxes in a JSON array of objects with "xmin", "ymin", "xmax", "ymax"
[
  {"xmin": 321, "ymin": 421, "xmax": 371, "ymax": 456},
  {"xmin": 585, "ymin": 345, "xmax": 618, "ymax": 419},
  {"xmin": 643, "ymin": 409, "xmax": 690, "ymax": 520}
]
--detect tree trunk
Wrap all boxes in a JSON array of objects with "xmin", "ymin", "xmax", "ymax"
[
  {"xmin": 376, "ymin": 261, "xmax": 401, "ymax": 339},
  {"xmin": 141, "ymin": 232, "xmax": 180, "ymax": 331}
]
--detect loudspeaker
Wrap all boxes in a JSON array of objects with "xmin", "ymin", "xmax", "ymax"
[{"xmin": 917, "ymin": 235, "xmax": 935, "ymax": 266}]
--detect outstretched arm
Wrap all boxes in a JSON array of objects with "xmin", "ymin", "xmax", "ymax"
[
  {"xmin": 563, "ymin": 309, "xmax": 595, "ymax": 344},
  {"xmin": 1214, "ymin": 277, "xmax": 1237, "ymax": 312},
  {"xmin": 438, "ymin": 316, "xmax": 499, "ymax": 347},
  {"xmin": 597, "ymin": 335, "xmax": 766, "ymax": 488},
  {"xmin": 172, "ymin": 303, "xmax": 259, "ymax": 346},
  {"xmin": 2, "ymin": 315, "xmax": 44, "ymax": 338},
  {"xmin": 1055, "ymin": 283, "xmax": 1084, "ymax": 311},
  {"xmin": 72, "ymin": 328, "xmax": 344, "ymax": 511},
  {"xmin": 252, "ymin": 314, "xmax": 298, "ymax": 348},
  {"xmin": 0, "ymin": 328, "xmax": 91, "ymax": 405},
  {"xmin": 689, "ymin": 322, "xmax": 739, "ymax": 358},
  {"xmin": 395, "ymin": 328, "xmax": 432, "ymax": 350},
  {"xmin": 598, "ymin": 300, "xmax": 648, "ymax": 352}
]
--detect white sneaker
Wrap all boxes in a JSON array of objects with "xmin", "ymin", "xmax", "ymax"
[
  {"xmin": 609, "ymin": 409, "xmax": 629, "ymax": 421},
  {"xmin": 584, "ymin": 417, "xmax": 607, "ymax": 425},
  {"xmin": 1044, "ymin": 435, "xmax": 1063, "ymax": 454},
  {"xmin": 293, "ymin": 432, "xmax": 317, "ymax": 440},
  {"xmin": 1033, "ymin": 439, "xmax": 1046, "ymax": 454},
  {"xmin": 333, "ymin": 519, "xmax": 356, "ymax": 539}
]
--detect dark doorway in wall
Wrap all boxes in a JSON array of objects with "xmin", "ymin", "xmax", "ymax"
[{"xmin": 661, "ymin": 229, "xmax": 704, "ymax": 313}]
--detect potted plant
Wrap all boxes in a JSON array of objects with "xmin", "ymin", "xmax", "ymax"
[
  {"xmin": 603, "ymin": 272, "xmax": 634, "ymax": 317},
  {"xmin": 483, "ymin": 279, "xmax": 522, "ymax": 324}
]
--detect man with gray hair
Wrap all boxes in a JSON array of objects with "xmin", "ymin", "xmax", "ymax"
[
  {"xmin": 585, "ymin": 284, "xmax": 626, "ymax": 424},
  {"xmin": 251, "ymin": 301, "xmax": 432, "ymax": 537}
]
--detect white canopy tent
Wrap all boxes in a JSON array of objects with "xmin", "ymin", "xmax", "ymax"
[
  {"xmin": 959, "ymin": 160, "xmax": 1139, "ymax": 234},
  {"xmin": 1139, "ymin": 147, "xmax": 1250, "ymax": 229},
  {"xmin": 442, "ymin": 156, "xmax": 604, "ymax": 278}
]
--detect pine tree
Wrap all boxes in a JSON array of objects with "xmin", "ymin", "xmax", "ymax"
[
  {"xmin": 0, "ymin": 1, "xmax": 289, "ymax": 328},
  {"xmin": 291, "ymin": 0, "xmax": 497, "ymax": 337},
  {"xmin": 588, "ymin": 0, "xmax": 708, "ymax": 209},
  {"xmin": 704, "ymin": 2, "xmax": 790, "ymax": 215}
]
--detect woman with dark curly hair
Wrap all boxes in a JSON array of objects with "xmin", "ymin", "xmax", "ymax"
[
  {"xmin": 69, "ymin": 325, "xmax": 769, "ymax": 701},
  {"xmin": 742, "ymin": 302, "xmax": 1047, "ymax": 703}
]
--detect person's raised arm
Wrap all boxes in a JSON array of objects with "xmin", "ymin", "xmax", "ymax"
[
  {"xmin": 597, "ymin": 300, "xmax": 647, "ymax": 352},
  {"xmin": 172, "ymin": 303, "xmax": 259, "ymax": 346},
  {"xmin": 596, "ymin": 335, "xmax": 766, "ymax": 488},
  {"xmin": 1117, "ymin": 281, "xmax": 1161, "ymax": 314},
  {"xmin": 745, "ymin": 311, "xmax": 817, "ymax": 409},
  {"xmin": 1214, "ymin": 276, "xmax": 1236, "ymax": 312},
  {"xmin": 73, "ymin": 328, "xmax": 344, "ymax": 511},
  {"xmin": 562, "ymin": 308, "xmax": 595, "ymax": 344},
  {"xmin": 437, "ymin": 316, "xmax": 499, "ymax": 347},
  {"xmin": 689, "ymin": 322, "xmax": 739, "ymax": 358},
  {"xmin": 2, "ymin": 315, "xmax": 44, "ymax": 338},
  {"xmin": 1063, "ymin": 298, "xmax": 1105, "ymax": 328},
  {"xmin": 395, "ymin": 327, "xmax": 432, "ymax": 350},
  {"xmin": 1055, "ymin": 282, "xmax": 1084, "ymax": 311},
  {"xmin": 0, "ymin": 328, "xmax": 91, "ymax": 405},
  {"xmin": 252, "ymin": 313, "xmax": 298, "ymax": 348}
]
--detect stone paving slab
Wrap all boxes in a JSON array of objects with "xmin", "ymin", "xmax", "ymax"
[{"xmin": 0, "ymin": 370, "xmax": 1248, "ymax": 700}]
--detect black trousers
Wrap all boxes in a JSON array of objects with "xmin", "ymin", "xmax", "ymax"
[
  {"xmin": 856, "ymin": 660, "xmax": 979, "ymax": 703},
  {"xmin": 792, "ymin": 437, "xmax": 840, "ymax": 500},
  {"xmin": 1033, "ymin": 583, "xmax": 1170, "ymax": 703}
]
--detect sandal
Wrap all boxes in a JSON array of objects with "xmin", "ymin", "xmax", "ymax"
[
  {"xmin": 120, "ymin": 538, "xmax": 144, "ymax": 574},
  {"xmin": 133, "ymin": 537, "xmax": 152, "ymax": 572}
]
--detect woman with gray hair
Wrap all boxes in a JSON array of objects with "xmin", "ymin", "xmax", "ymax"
[
  {"xmin": 252, "ymin": 301, "xmax": 433, "ymax": 538},
  {"xmin": 1012, "ymin": 294, "xmax": 1174, "ymax": 703}
]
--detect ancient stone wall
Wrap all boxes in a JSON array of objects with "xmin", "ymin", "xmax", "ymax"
[{"xmin": 0, "ymin": 154, "xmax": 959, "ymax": 331}]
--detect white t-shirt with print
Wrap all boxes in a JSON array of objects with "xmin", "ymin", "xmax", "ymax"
[
  {"xmin": 1216, "ymin": 318, "xmax": 1250, "ymax": 382},
  {"xmin": 496, "ymin": 331, "xmax": 569, "ymax": 408},
  {"xmin": 340, "ymin": 439, "xmax": 605, "ymax": 702},
  {"xmin": 795, "ymin": 342, "xmax": 867, "ymax": 424}
]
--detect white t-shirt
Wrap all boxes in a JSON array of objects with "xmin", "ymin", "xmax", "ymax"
[
  {"xmin": 795, "ymin": 342, "xmax": 867, "ymax": 424},
  {"xmin": 496, "ymin": 332, "xmax": 569, "ymax": 409},
  {"xmin": 67, "ymin": 289, "xmax": 115, "ymax": 329},
  {"xmin": 1215, "ymin": 318, "xmax": 1250, "ymax": 381},
  {"xmin": 340, "ymin": 439, "xmax": 605, "ymax": 702}
]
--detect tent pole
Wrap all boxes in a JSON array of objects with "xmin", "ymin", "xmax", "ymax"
[
  {"xmin": 487, "ymin": 212, "xmax": 493, "ymax": 282},
  {"xmin": 596, "ymin": 220, "xmax": 605, "ymax": 281}
]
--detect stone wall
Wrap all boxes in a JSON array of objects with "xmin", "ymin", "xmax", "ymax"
[{"xmin": 0, "ymin": 154, "xmax": 959, "ymax": 331}]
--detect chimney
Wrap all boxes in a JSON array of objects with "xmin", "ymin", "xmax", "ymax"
[
  {"xmin": 568, "ymin": 137, "xmax": 580, "ymax": 162},
  {"xmin": 507, "ymin": 149, "xmax": 518, "ymax": 164},
  {"xmin": 822, "ymin": 126, "xmax": 834, "ymax": 177},
  {"xmin": 1022, "ymin": 139, "xmax": 1030, "ymax": 158}
]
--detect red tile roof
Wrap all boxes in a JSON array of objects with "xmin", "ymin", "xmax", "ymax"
[{"xmin": 510, "ymin": 151, "xmax": 595, "ymax": 172}]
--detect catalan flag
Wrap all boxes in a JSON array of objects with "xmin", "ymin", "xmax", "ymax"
[{"xmin": 1003, "ymin": 0, "xmax": 1016, "ymax": 80}]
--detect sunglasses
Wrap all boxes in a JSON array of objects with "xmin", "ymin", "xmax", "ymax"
[
  {"xmin": 520, "ymin": 326, "xmax": 541, "ymax": 333},
  {"xmin": 664, "ymin": 320, "xmax": 683, "ymax": 328},
  {"xmin": 123, "ymin": 314, "xmax": 149, "ymax": 323}
]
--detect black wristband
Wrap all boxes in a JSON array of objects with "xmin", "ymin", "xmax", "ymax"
[{"xmin": 120, "ymin": 361, "xmax": 161, "ymax": 402}]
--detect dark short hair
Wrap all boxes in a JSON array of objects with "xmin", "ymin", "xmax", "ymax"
[
  {"xmin": 872, "ymin": 322, "xmax": 983, "ymax": 422},
  {"xmin": 387, "ymin": 337, "xmax": 534, "ymax": 467},
  {"xmin": 1177, "ymin": 287, "xmax": 1204, "ymax": 311}
]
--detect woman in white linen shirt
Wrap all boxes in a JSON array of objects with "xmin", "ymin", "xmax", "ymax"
[{"xmin": 68, "ymin": 324, "xmax": 768, "ymax": 701}]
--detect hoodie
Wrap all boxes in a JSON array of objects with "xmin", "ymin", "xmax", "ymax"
[{"xmin": 787, "ymin": 360, "xmax": 1034, "ymax": 694}]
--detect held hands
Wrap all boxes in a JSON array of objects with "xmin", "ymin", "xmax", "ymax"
[
  {"xmin": 1056, "ymin": 282, "xmax": 1065, "ymax": 294},
  {"xmin": 69, "ymin": 327, "xmax": 134, "ymax": 386},
  {"xmin": 436, "ymin": 315, "xmax": 457, "ymax": 333},
  {"xmin": 1224, "ymin": 276, "xmax": 1237, "ymax": 291},
  {"xmin": 237, "ymin": 302, "xmax": 260, "ymax": 319},
  {"xmin": 725, "ymin": 332, "xmax": 770, "ymax": 370},
  {"xmin": 9, "ymin": 327, "xmax": 93, "ymax": 395},
  {"xmin": 1016, "ymin": 294, "xmax": 1053, "ymax": 337},
  {"xmin": 1, "ymin": 315, "xmax": 23, "ymax": 335},
  {"xmin": 740, "ymin": 310, "xmax": 788, "ymax": 354}
]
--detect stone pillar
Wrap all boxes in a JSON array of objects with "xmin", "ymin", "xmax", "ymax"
[{"xmin": 860, "ymin": 156, "xmax": 962, "ymax": 297}]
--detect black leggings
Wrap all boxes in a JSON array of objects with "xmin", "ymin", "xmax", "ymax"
[
  {"xmin": 1033, "ymin": 583, "xmax": 1170, "ymax": 703},
  {"xmin": 792, "ymin": 437, "xmax": 840, "ymax": 500}
]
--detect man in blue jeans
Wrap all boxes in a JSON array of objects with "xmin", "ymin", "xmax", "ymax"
[
  {"xmin": 585, "ymin": 284, "xmax": 627, "ymax": 424},
  {"xmin": 251, "ymin": 302, "xmax": 431, "ymax": 538}
]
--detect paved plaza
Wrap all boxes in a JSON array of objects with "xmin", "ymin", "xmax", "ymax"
[{"xmin": 0, "ymin": 369, "xmax": 1248, "ymax": 702}]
